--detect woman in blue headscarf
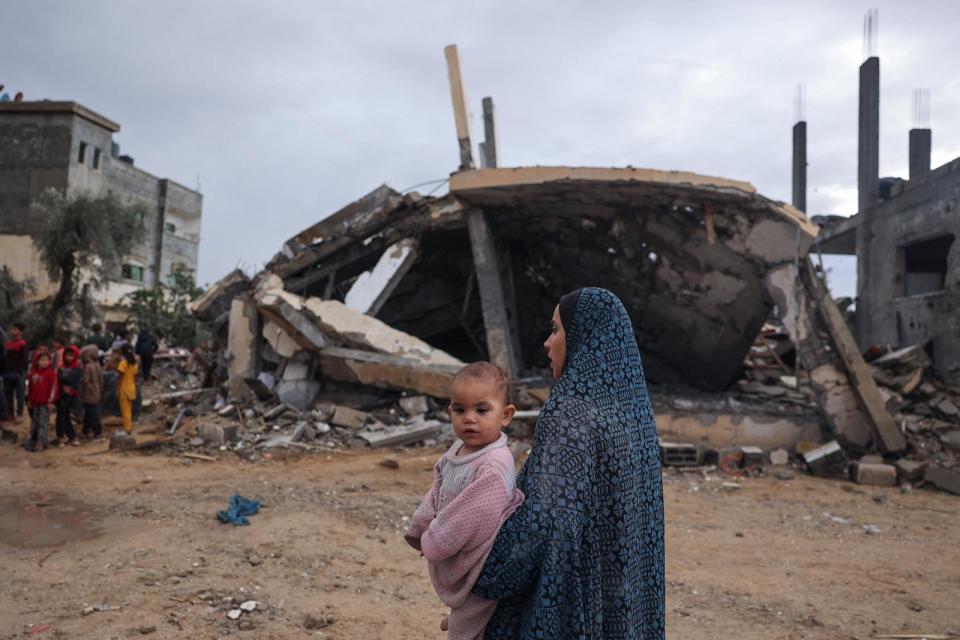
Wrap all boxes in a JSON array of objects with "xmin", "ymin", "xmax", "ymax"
[{"xmin": 472, "ymin": 287, "xmax": 665, "ymax": 639}]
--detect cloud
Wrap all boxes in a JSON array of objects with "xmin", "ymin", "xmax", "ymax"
[{"xmin": 3, "ymin": 0, "xmax": 959, "ymax": 291}]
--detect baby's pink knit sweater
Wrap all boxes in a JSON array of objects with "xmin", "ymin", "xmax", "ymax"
[{"xmin": 405, "ymin": 433, "xmax": 523, "ymax": 640}]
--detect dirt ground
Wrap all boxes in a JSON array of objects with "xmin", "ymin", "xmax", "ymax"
[{"xmin": 1, "ymin": 416, "xmax": 958, "ymax": 640}]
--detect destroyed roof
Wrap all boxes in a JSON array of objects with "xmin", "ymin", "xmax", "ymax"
[{"xmin": 261, "ymin": 165, "xmax": 820, "ymax": 391}]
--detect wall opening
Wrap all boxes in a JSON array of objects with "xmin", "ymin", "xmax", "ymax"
[
  {"xmin": 77, "ymin": 142, "xmax": 87, "ymax": 164},
  {"xmin": 92, "ymin": 147, "xmax": 101, "ymax": 170},
  {"xmin": 121, "ymin": 264, "xmax": 144, "ymax": 282},
  {"xmin": 897, "ymin": 234, "xmax": 954, "ymax": 297}
]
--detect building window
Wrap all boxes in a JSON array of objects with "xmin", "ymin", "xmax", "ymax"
[
  {"xmin": 121, "ymin": 264, "xmax": 145, "ymax": 282},
  {"xmin": 897, "ymin": 234, "xmax": 955, "ymax": 297},
  {"xmin": 93, "ymin": 147, "xmax": 102, "ymax": 170},
  {"xmin": 78, "ymin": 142, "xmax": 87, "ymax": 164},
  {"xmin": 164, "ymin": 222, "xmax": 176, "ymax": 234}
]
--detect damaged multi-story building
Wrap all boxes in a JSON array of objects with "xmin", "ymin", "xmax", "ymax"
[
  {"xmin": 195, "ymin": 44, "xmax": 914, "ymax": 459},
  {"xmin": 0, "ymin": 100, "xmax": 202, "ymax": 320},
  {"xmin": 806, "ymin": 50, "xmax": 960, "ymax": 384}
]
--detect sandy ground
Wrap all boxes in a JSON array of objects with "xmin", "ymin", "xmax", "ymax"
[{"xmin": 1, "ymin": 417, "xmax": 959, "ymax": 640}]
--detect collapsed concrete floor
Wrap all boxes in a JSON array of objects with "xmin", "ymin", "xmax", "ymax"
[{"xmin": 1, "ymin": 441, "xmax": 958, "ymax": 639}]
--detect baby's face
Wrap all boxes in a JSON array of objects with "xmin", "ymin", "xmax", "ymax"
[{"xmin": 448, "ymin": 379, "xmax": 514, "ymax": 450}]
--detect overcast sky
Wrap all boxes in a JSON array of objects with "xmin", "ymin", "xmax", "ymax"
[{"xmin": 5, "ymin": 1, "xmax": 960, "ymax": 297}]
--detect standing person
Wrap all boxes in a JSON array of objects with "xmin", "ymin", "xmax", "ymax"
[
  {"xmin": 79, "ymin": 344, "xmax": 103, "ymax": 440},
  {"xmin": 54, "ymin": 345, "xmax": 82, "ymax": 447},
  {"xmin": 50, "ymin": 336, "xmax": 65, "ymax": 371},
  {"xmin": 0, "ymin": 333, "xmax": 9, "ymax": 424},
  {"xmin": 3, "ymin": 322, "xmax": 29, "ymax": 420},
  {"xmin": 85, "ymin": 322, "xmax": 110, "ymax": 354},
  {"xmin": 135, "ymin": 327, "xmax": 159, "ymax": 381},
  {"xmin": 472, "ymin": 288, "xmax": 665, "ymax": 640},
  {"xmin": 405, "ymin": 362, "xmax": 524, "ymax": 640},
  {"xmin": 116, "ymin": 343, "xmax": 138, "ymax": 434},
  {"xmin": 24, "ymin": 349, "xmax": 57, "ymax": 452}
]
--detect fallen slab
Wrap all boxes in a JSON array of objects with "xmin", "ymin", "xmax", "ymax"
[
  {"xmin": 358, "ymin": 418, "xmax": 446, "ymax": 447},
  {"xmin": 317, "ymin": 346, "xmax": 461, "ymax": 398},
  {"xmin": 189, "ymin": 268, "xmax": 251, "ymax": 322},
  {"xmin": 344, "ymin": 239, "xmax": 420, "ymax": 316}
]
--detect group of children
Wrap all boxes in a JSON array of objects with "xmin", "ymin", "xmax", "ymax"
[{"xmin": 1, "ymin": 322, "xmax": 141, "ymax": 452}]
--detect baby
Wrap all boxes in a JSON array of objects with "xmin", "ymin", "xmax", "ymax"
[{"xmin": 405, "ymin": 362, "xmax": 524, "ymax": 640}]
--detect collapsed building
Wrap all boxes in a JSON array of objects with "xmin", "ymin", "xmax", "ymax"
[{"xmin": 188, "ymin": 44, "xmax": 943, "ymax": 474}]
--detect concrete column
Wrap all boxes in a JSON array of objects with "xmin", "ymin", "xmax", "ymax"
[
  {"xmin": 791, "ymin": 121, "xmax": 807, "ymax": 211},
  {"xmin": 856, "ymin": 56, "xmax": 880, "ymax": 344},
  {"xmin": 480, "ymin": 97, "xmax": 498, "ymax": 169},
  {"xmin": 444, "ymin": 45, "xmax": 474, "ymax": 171},
  {"xmin": 227, "ymin": 294, "xmax": 260, "ymax": 402},
  {"xmin": 908, "ymin": 128, "xmax": 931, "ymax": 181},
  {"xmin": 466, "ymin": 208, "xmax": 519, "ymax": 377}
]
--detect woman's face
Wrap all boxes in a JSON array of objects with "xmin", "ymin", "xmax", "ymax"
[{"xmin": 543, "ymin": 305, "xmax": 567, "ymax": 380}]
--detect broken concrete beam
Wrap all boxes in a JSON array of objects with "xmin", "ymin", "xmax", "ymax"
[
  {"xmin": 227, "ymin": 294, "xmax": 260, "ymax": 403},
  {"xmin": 189, "ymin": 268, "xmax": 251, "ymax": 322},
  {"xmin": 344, "ymin": 239, "xmax": 419, "ymax": 316},
  {"xmin": 262, "ymin": 319, "xmax": 301, "ymax": 359},
  {"xmin": 399, "ymin": 395, "xmax": 430, "ymax": 416},
  {"xmin": 851, "ymin": 462, "xmax": 897, "ymax": 487},
  {"xmin": 894, "ymin": 459, "xmax": 927, "ymax": 482},
  {"xmin": 873, "ymin": 345, "xmax": 932, "ymax": 371},
  {"xmin": 256, "ymin": 289, "xmax": 328, "ymax": 352},
  {"xmin": 331, "ymin": 406, "xmax": 370, "ymax": 430},
  {"xmin": 318, "ymin": 346, "xmax": 460, "ymax": 398},
  {"xmin": 358, "ymin": 418, "xmax": 445, "ymax": 448},
  {"xmin": 801, "ymin": 441, "xmax": 849, "ymax": 478},
  {"xmin": 299, "ymin": 297, "xmax": 463, "ymax": 367},
  {"xmin": 924, "ymin": 466, "xmax": 960, "ymax": 495},
  {"xmin": 256, "ymin": 284, "xmax": 463, "ymax": 368}
]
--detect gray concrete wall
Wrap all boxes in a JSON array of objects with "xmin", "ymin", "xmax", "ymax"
[
  {"xmin": 0, "ymin": 112, "xmax": 73, "ymax": 235},
  {"xmin": 859, "ymin": 157, "xmax": 960, "ymax": 381},
  {"xmin": 103, "ymin": 158, "xmax": 164, "ymax": 285}
]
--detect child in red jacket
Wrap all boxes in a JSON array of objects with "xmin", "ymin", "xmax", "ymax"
[
  {"xmin": 54, "ymin": 345, "xmax": 82, "ymax": 447},
  {"xmin": 25, "ymin": 350, "xmax": 57, "ymax": 452}
]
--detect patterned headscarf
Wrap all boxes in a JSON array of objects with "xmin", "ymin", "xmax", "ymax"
[{"xmin": 473, "ymin": 287, "xmax": 665, "ymax": 639}]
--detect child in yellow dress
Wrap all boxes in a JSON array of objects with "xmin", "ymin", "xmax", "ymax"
[{"xmin": 116, "ymin": 343, "xmax": 138, "ymax": 434}]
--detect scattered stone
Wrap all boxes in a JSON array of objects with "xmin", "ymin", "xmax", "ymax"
[
  {"xmin": 331, "ymin": 406, "xmax": 370, "ymax": 430},
  {"xmin": 238, "ymin": 619, "xmax": 255, "ymax": 631},
  {"xmin": 239, "ymin": 600, "xmax": 258, "ymax": 612},
  {"xmin": 379, "ymin": 457, "xmax": 400, "ymax": 470},
  {"xmin": 936, "ymin": 399, "xmax": 960, "ymax": 417},
  {"xmin": 859, "ymin": 454, "xmax": 884, "ymax": 465},
  {"xmin": 773, "ymin": 468, "xmax": 796, "ymax": 480},
  {"xmin": 247, "ymin": 554, "xmax": 262, "ymax": 567},
  {"xmin": 925, "ymin": 466, "xmax": 960, "ymax": 495},
  {"xmin": 315, "ymin": 422, "xmax": 331, "ymax": 434},
  {"xmin": 939, "ymin": 429, "xmax": 960, "ymax": 452},
  {"xmin": 304, "ymin": 614, "xmax": 336, "ymax": 630},
  {"xmin": 138, "ymin": 625, "xmax": 156, "ymax": 634},
  {"xmin": 862, "ymin": 524, "xmax": 882, "ymax": 534},
  {"xmin": 399, "ymin": 395, "xmax": 430, "ymax": 416},
  {"xmin": 217, "ymin": 404, "xmax": 236, "ymax": 416},
  {"xmin": 851, "ymin": 462, "xmax": 897, "ymax": 487},
  {"xmin": 109, "ymin": 431, "xmax": 137, "ymax": 451},
  {"xmin": 227, "ymin": 609, "xmax": 242, "ymax": 620}
]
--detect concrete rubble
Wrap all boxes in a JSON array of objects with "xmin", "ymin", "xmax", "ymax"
[{"xmin": 129, "ymin": 45, "xmax": 956, "ymax": 498}]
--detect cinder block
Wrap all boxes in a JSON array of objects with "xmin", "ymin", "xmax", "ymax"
[
  {"xmin": 199, "ymin": 424, "xmax": 225, "ymax": 446},
  {"xmin": 221, "ymin": 424, "xmax": 239, "ymax": 443},
  {"xmin": 659, "ymin": 442, "xmax": 702, "ymax": 467},
  {"xmin": 894, "ymin": 459, "xmax": 927, "ymax": 482},
  {"xmin": 802, "ymin": 441, "xmax": 848, "ymax": 478},
  {"xmin": 852, "ymin": 462, "xmax": 897, "ymax": 487}
]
